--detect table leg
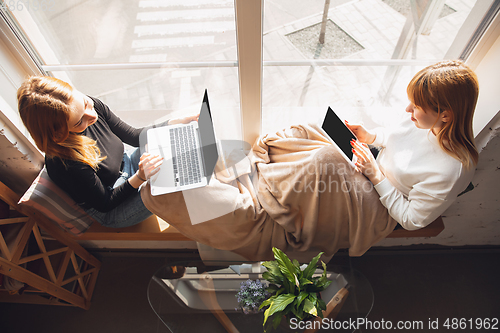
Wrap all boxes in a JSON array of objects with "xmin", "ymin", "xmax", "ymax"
[{"xmin": 197, "ymin": 272, "xmax": 240, "ymax": 333}]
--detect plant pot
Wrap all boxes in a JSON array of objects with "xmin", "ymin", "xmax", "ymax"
[{"xmin": 241, "ymin": 306, "xmax": 261, "ymax": 315}]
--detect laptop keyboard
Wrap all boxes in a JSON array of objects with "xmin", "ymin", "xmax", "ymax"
[{"xmin": 170, "ymin": 126, "xmax": 202, "ymax": 186}]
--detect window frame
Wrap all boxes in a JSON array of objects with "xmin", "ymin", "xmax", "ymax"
[
  {"xmin": 0, "ymin": 9, "xmax": 44, "ymax": 166},
  {"xmin": 2, "ymin": 0, "xmax": 500, "ymax": 148}
]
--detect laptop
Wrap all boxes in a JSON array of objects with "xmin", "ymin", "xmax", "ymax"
[
  {"xmin": 147, "ymin": 90, "xmax": 219, "ymax": 196},
  {"xmin": 321, "ymin": 107, "xmax": 357, "ymax": 167}
]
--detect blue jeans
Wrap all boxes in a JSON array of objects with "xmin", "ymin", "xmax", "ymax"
[{"xmin": 84, "ymin": 148, "xmax": 153, "ymax": 228}]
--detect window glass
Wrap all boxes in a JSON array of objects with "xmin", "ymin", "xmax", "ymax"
[
  {"xmin": 10, "ymin": 0, "xmax": 239, "ymax": 133},
  {"xmin": 4, "ymin": 0, "xmax": 493, "ymax": 139},
  {"xmin": 263, "ymin": 0, "xmax": 479, "ymax": 129},
  {"xmin": 79, "ymin": 67, "xmax": 241, "ymax": 140},
  {"xmin": 27, "ymin": 0, "xmax": 237, "ymax": 64}
]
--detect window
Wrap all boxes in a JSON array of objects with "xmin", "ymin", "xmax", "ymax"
[
  {"xmin": 5, "ymin": 0, "xmax": 241, "ymax": 139},
  {"xmin": 262, "ymin": 0, "xmax": 492, "ymax": 133},
  {"xmin": 2, "ymin": 0, "xmax": 499, "ymax": 144}
]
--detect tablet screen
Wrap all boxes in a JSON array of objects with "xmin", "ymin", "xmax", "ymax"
[{"xmin": 322, "ymin": 107, "xmax": 357, "ymax": 160}]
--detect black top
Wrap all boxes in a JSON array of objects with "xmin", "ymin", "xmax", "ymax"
[{"xmin": 46, "ymin": 97, "xmax": 154, "ymax": 212}]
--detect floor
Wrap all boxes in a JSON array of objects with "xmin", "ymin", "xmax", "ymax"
[{"xmin": 0, "ymin": 246, "xmax": 499, "ymax": 333}]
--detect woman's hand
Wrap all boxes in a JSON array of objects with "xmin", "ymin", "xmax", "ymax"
[
  {"xmin": 128, "ymin": 153, "xmax": 163, "ymax": 188},
  {"xmin": 168, "ymin": 114, "xmax": 200, "ymax": 126},
  {"xmin": 345, "ymin": 121, "xmax": 376, "ymax": 144},
  {"xmin": 138, "ymin": 153, "xmax": 163, "ymax": 180},
  {"xmin": 351, "ymin": 140, "xmax": 385, "ymax": 185}
]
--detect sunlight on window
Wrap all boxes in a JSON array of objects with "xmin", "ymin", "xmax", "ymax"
[
  {"xmin": 262, "ymin": 0, "xmax": 478, "ymax": 132},
  {"xmin": 4, "ymin": 0, "xmax": 489, "ymax": 139},
  {"xmin": 16, "ymin": 0, "xmax": 239, "ymax": 134}
]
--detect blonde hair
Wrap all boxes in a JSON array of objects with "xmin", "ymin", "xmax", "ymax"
[
  {"xmin": 407, "ymin": 60, "xmax": 479, "ymax": 169},
  {"xmin": 17, "ymin": 76, "xmax": 105, "ymax": 169}
]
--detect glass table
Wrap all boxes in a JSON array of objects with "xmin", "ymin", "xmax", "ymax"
[{"xmin": 147, "ymin": 261, "xmax": 373, "ymax": 333}]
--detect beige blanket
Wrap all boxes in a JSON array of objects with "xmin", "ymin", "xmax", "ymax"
[{"xmin": 141, "ymin": 124, "xmax": 397, "ymax": 261}]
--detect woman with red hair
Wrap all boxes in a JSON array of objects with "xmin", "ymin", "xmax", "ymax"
[
  {"xmin": 349, "ymin": 60, "xmax": 478, "ymax": 231},
  {"xmin": 17, "ymin": 76, "xmax": 196, "ymax": 227}
]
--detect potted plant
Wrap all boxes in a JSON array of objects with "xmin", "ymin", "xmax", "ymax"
[
  {"xmin": 235, "ymin": 279, "xmax": 270, "ymax": 314},
  {"xmin": 259, "ymin": 247, "xmax": 332, "ymax": 332}
]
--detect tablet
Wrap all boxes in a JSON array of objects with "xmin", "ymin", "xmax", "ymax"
[{"xmin": 321, "ymin": 107, "xmax": 357, "ymax": 166}]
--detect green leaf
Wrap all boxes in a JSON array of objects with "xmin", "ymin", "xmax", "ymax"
[
  {"xmin": 262, "ymin": 294, "xmax": 297, "ymax": 327},
  {"xmin": 274, "ymin": 287, "xmax": 285, "ymax": 297},
  {"xmin": 303, "ymin": 299, "xmax": 317, "ymax": 317},
  {"xmin": 262, "ymin": 261, "xmax": 285, "ymax": 285},
  {"xmin": 290, "ymin": 305, "xmax": 303, "ymax": 321},
  {"xmin": 321, "ymin": 261, "xmax": 328, "ymax": 279},
  {"xmin": 297, "ymin": 309, "xmax": 306, "ymax": 321},
  {"xmin": 315, "ymin": 276, "xmax": 332, "ymax": 291},
  {"xmin": 259, "ymin": 296, "xmax": 275, "ymax": 310},
  {"xmin": 261, "ymin": 260, "xmax": 273, "ymax": 269},
  {"xmin": 262, "ymin": 261, "xmax": 284, "ymax": 278},
  {"xmin": 302, "ymin": 252, "xmax": 323, "ymax": 280},
  {"xmin": 295, "ymin": 291, "xmax": 309, "ymax": 309},
  {"xmin": 300, "ymin": 279, "xmax": 313, "ymax": 286},
  {"xmin": 307, "ymin": 293, "xmax": 318, "ymax": 307},
  {"xmin": 263, "ymin": 305, "xmax": 272, "ymax": 326},
  {"xmin": 317, "ymin": 298, "xmax": 327, "ymax": 311},
  {"xmin": 316, "ymin": 304, "xmax": 324, "ymax": 319},
  {"xmin": 266, "ymin": 294, "xmax": 296, "ymax": 318},
  {"xmin": 271, "ymin": 312, "xmax": 283, "ymax": 330},
  {"xmin": 266, "ymin": 284, "xmax": 280, "ymax": 294},
  {"xmin": 272, "ymin": 247, "xmax": 298, "ymax": 286},
  {"xmin": 313, "ymin": 295, "xmax": 325, "ymax": 319},
  {"xmin": 262, "ymin": 271, "xmax": 282, "ymax": 285},
  {"xmin": 321, "ymin": 279, "xmax": 333, "ymax": 290},
  {"xmin": 282, "ymin": 274, "xmax": 295, "ymax": 294}
]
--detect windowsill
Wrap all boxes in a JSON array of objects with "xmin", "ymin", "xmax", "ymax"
[{"xmin": 71, "ymin": 215, "xmax": 444, "ymax": 242}]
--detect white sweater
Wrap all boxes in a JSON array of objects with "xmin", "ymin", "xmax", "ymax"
[{"xmin": 372, "ymin": 118, "xmax": 475, "ymax": 230}]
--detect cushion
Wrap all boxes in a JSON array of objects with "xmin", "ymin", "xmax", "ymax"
[{"xmin": 19, "ymin": 168, "xmax": 96, "ymax": 235}]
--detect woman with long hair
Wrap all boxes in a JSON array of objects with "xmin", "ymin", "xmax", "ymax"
[
  {"xmin": 349, "ymin": 60, "xmax": 478, "ymax": 230},
  {"xmin": 17, "ymin": 76, "xmax": 196, "ymax": 227},
  {"xmin": 135, "ymin": 60, "xmax": 480, "ymax": 261}
]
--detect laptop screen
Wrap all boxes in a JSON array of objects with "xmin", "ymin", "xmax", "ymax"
[{"xmin": 198, "ymin": 90, "xmax": 219, "ymax": 179}]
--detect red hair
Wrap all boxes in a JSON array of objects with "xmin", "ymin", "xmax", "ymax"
[
  {"xmin": 17, "ymin": 76, "xmax": 104, "ymax": 169},
  {"xmin": 407, "ymin": 60, "xmax": 479, "ymax": 169}
]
